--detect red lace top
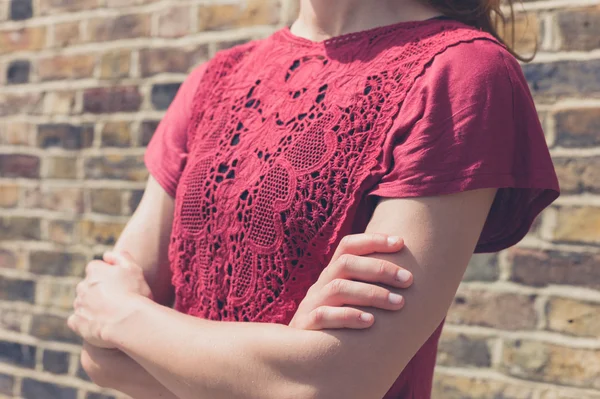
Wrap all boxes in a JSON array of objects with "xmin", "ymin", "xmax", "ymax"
[{"xmin": 145, "ymin": 18, "xmax": 559, "ymax": 399}]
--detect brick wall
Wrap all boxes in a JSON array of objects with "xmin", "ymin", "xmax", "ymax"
[{"xmin": 0, "ymin": 0, "xmax": 598, "ymax": 398}]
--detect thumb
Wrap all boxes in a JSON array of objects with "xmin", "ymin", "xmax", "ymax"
[{"xmin": 103, "ymin": 251, "xmax": 136, "ymax": 268}]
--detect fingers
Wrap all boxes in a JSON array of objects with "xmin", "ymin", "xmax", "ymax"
[
  {"xmin": 329, "ymin": 254, "xmax": 413, "ymax": 289},
  {"xmin": 331, "ymin": 233, "xmax": 404, "ymax": 262},
  {"xmin": 321, "ymin": 279, "xmax": 405, "ymax": 311},
  {"xmin": 304, "ymin": 306, "xmax": 375, "ymax": 330}
]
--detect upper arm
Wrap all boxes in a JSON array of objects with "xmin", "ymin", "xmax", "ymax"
[
  {"xmin": 114, "ymin": 176, "xmax": 175, "ymax": 305},
  {"xmin": 312, "ymin": 189, "xmax": 497, "ymax": 398}
]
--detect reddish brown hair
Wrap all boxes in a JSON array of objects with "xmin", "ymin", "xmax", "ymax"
[{"xmin": 426, "ymin": 0, "xmax": 534, "ymax": 61}]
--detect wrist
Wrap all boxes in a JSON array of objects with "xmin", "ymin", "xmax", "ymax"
[{"xmin": 101, "ymin": 294, "xmax": 152, "ymax": 350}]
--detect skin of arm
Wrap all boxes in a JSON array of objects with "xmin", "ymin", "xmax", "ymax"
[{"xmin": 91, "ymin": 188, "xmax": 497, "ymax": 399}]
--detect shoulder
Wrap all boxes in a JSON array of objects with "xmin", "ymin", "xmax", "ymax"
[{"xmin": 419, "ymin": 38, "xmax": 522, "ymax": 90}]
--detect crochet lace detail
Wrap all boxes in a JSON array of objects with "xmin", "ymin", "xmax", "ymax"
[{"xmin": 169, "ymin": 20, "xmax": 495, "ymax": 323}]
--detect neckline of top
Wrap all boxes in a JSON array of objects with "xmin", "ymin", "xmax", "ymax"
[{"xmin": 275, "ymin": 16, "xmax": 454, "ymax": 48}]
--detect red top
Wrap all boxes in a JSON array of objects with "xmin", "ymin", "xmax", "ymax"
[{"xmin": 145, "ymin": 18, "xmax": 559, "ymax": 399}]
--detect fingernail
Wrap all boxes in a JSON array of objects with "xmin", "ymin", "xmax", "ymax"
[
  {"xmin": 360, "ymin": 313, "xmax": 374, "ymax": 323},
  {"xmin": 396, "ymin": 270, "xmax": 412, "ymax": 283},
  {"xmin": 388, "ymin": 236, "xmax": 401, "ymax": 245},
  {"xmin": 388, "ymin": 293, "xmax": 403, "ymax": 305}
]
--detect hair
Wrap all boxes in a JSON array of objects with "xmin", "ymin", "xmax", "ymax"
[{"xmin": 426, "ymin": 0, "xmax": 534, "ymax": 62}]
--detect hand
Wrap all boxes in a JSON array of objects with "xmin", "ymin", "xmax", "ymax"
[
  {"xmin": 289, "ymin": 233, "xmax": 413, "ymax": 330},
  {"xmin": 68, "ymin": 252, "xmax": 152, "ymax": 348}
]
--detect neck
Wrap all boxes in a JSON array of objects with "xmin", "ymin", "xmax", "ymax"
[{"xmin": 290, "ymin": 0, "xmax": 442, "ymax": 42}]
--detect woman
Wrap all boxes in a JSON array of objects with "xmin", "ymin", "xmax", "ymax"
[{"xmin": 69, "ymin": 0, "xmax": 559, "ymax": 398}]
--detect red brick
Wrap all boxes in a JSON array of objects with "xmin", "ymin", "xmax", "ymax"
[
  {"xmin": 88, "ymin": 14, "xmax": 151, "ymax": 42},
  {"xmin": 502, "ymin": 340, "xmax": 600, "ymax": 389},
  {"xmin": 53, "ymin": 21, "xmax": 81, "ymax": 47},
  {"xmin": 39, "ymin": 0, "xmax": 101, "ymax": 14},
  {"xmin": 156, "ymin": 6, "xmax": 191, "ymax": 38},
  {"xmin": 0, "ymin": 26, "xmax": 46, "ymax": 54},
  {"xmin": 140, "ymin": 48, "xmax": 190, "ymax": 77},
  {"xmin": 85, "ymin": 155, "xmax": 147, "ymax": 181},
  {"xmin": 38, "ymin": 54, "xmax": 96, "ymax": 81},
  {"xmin": 510, "ymin": 248, "xmax": 600, "ymax": 289},
  {"xmin": 446, "ymin": 288, "xmax": 537, "ymax": 330},
  {"xmin": 83, "ymin": 87, "xmax": 142, "ymax": 113},
  {"xmin": 0, "ymin": 93, "xmax": 43, "ymax": 117},
  {"xmin": 556, "ymin": 108, "xmax": 600, "ymax": 147},
  {"xmin": 558, "ymin": 6, "xmax": 600, "ymax": 51},
  {"xmin": 0, "ymin": 154, "xmax": 40, "ymax": 178}
]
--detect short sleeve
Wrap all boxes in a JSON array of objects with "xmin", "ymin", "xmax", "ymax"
[
  {"xmin": 368, "ymin": 40, "xmax": 560, "ymax": 253},
  {"xmin": 144, "ymin": 64, "xmax": 207, "ymax": 197}
]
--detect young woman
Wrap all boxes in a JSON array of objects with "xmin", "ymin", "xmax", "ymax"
[{"xmin": 69, "ymin": 0, "xmax": 559, "ymax": 398}]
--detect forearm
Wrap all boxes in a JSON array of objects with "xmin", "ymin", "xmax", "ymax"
[
  {"xmin": 81, "ymin": 345, "xmax": 179, "ymax": 399},
  {"xmin": 104, "ymin": 297, "xmax": 339, "ymax": 399}
]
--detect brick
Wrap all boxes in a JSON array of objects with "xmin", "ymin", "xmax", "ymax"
[
  {"xmin": 0, "ymin": 217, "xmax": 41, "ymax": 240},
  {"xmin": 42, "ymin": 350, "xmax": 70, "ymax": 374},
  {"xmin": 30, "ymin": 314, "xmax": 81, "ymax": 344},
  {"xmin": 23, "ymin": 186, "xmax": 83, "ymax": 213},
  {"xmin": 0, "ymin": 308, "xmax": 24, "ymax": 332},
  {"xmin": 38, "ymin": 123, "xmax": 93, "ymax": 149},
  {"xmin": 30, "ymin": 251, "xmax": 87, "ymax": 277},
  {"xmin": 198, "ymin": 0, "xmax": 280, "ymax": 31},
  {"xmin": 128, "ymin": 189, "xmax": 144, "ymax": 213},
  {"xmin": 502, "ymin": 340, "xmax": 600, "ymax": 389},
  {"xmin": 553, "ymin": 157, "xmax": 600, "ymax": 194},
  {"xmin": 0, "ymin": 248, "xmax": 18, "ymax": 268},
  {"xmin": 523, "ymin": 60, "xmax": 600, "ymax": 97},
  {"xmin": 0, "ymin": 373, "xmax": 14, "ymax": 395},
  {"xmin": 21, "ymin": 378, "xmax": 77, "ymax": 399},
  {"xmin": 0, "ymin": 121, "xmax": 32, "ymax": 145},
  {"xmin": 189, "ymin": 44, "xmax": 210, "ymax": 70},
  {"xmin": 463, "ymin": 253, "xmax": 499, "ymax": 282},
  {"xmin": 436, "ymin": 332, "xmax": 491, "ymax": 368},
  {"xmin": 84, "ymin": 154, "xmax": 147, "ymax": 181},
  {"xmin": 101, "ymin": 121, "xmax": 131, "ymax": 147},
  {"xmin": 446, "ymin": 288, "xmax": 536, "ymax": 330},
  {"xmin": 10, "ymin": 0, "xmax": 33, "ymax": 20},
  {"xmin": 43, "ymin": 91, "xmax": 76, "ymax": 115},
  {"xmin": 37, "ymin": 280, "xmax": 76, "ymax": 310},
  {"xmin": 88, "ymin": 14, "xmax": 151, "ymax": 42},
  {"xmin": 53, "ymin": 21, "xmax": 81, "ymax": 47},
  {"xmin": 91, "ymin": 188, "xmax": 123, "ymax": 215},
  {"xmin": 215, "ymin": 38, "xmax": 251, "ymax": 52},
  {"xmin": 83, "ymin": 86, "xmax": 142, "ymax": 114},
  {"xmin": 432, "ymin": 375, "xmax": 534, "ymax": 399},
  {"xmin": 0, "ymin": 341, "xmax": 36, "ymax": 368},
  {"xmin": 39, "ymin": 0, "xmax": 101, "ymax": 14},
  {"xmin": 0, "ymin": 26, "xmax": 46, "ymax": 54},
  {"xmin": 558, "ymin": 6, "xmax": 600, "ymax": 51},
  {"xmin": 7, "ymin": 60, "xmax": 30, "ymax": 84},
  {"xmin": 503, "ymin": 12, "xmax": 539, "ymax": 56},
  {"xmin": 539, "ymin": 389, "xmax": 600, "ymax": 399},
  {"xmin": 100, "ymin": 49, "xmax": 131, "ymax": 79},
  {"xmin": 139, "ymin": 120, "xmax": 159, "ymax": 146},
  {"xmin": 46, "ymin": 156, "xmax": 78, "ymax": 179},
  {"xmin": 546, "ymin": 298, "xmax": 600, "ymax": 338},
  {"xmin": 140, "ymin": 48, "xmax": 190, "ymax": 77},
  {"xmin": 556, "ymin": 108, "xmax": 600, "ymax": 147},
  {"xmin": 0, "ymin": 154, "xmax": 40, "ymax": 178},
  {"xmin": 156, "ymin": 6, "xmax": 191, "ymax": 38},
  {"xmin": 511, "ymin": 249, "xmax": 600, "ymax": 289},
  {"xmin": 0, "ymin": 276, "xmax": 35, "ymax": 302},
  {"xmin": 38, "ymin": 54, "xmax": 95, "ymax": 81},
  {"xmin": 0, "ymin": 184, "xmax": 19, "ymax": 207},
  {"xmin": 152, "ymin": 83, "xmax": 181, "ymax": 110},
  {"xmin": 0, "ymin": 93, "xmax": 43, "ymax": 116},
  {"xmin": 80, "ymin": 220, "xmax": 126, "ymax": 246},
  {"xmin": 553, "ymin": 206, "xmax": 600, "ymax": 244},
  {"xmin": 48, "ymin": 220, "xmax": 76, "ymax": 244}
]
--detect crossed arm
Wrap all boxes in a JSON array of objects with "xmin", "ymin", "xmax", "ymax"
[{"xmin": 73, "ymin": 177, "xmax": 496, "ymax": 399}]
